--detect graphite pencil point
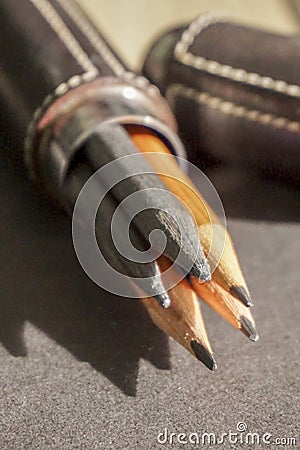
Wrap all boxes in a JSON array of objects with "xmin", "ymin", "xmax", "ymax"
[
  {"xmin": 192, "ymin": 259, "xmax": 212, "ymax": 282},
  {"xmin": 154, "ymin": 292, "xmax": 171, "ymax": 309},
  {"xmin": 191, "ymin": 340, "xmax": 217, "ymax": 371},
  {"xmin": 240, "ymin": 316, "xmax": 259, "ymax": 342},
  {"xmin": 230, "ymin": 285, "xmax": 253, "ymax": 307}
]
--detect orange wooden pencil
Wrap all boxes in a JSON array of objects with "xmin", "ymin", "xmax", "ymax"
[
  {"xmin": 128, "ymin": 126, "xmax": 253, "ymax": 308},
  {"xmin": 190, "ymin": 278, "xmax": 258, "ymax": 342},
  {"xmin": 141, "ymin": 257, "xmax": 216, "ymax": 370}
]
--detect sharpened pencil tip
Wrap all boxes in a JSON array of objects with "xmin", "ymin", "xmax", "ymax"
[
  {"xmin": 153, "ymin": 292, "xmax": 171, "ymax": 308},
  {"xmin": 240, "ymin": 316, "xmax": 259, "ymax": 342},
  {"xmin": 192, "ymin": 261, "xmax": 211, "ymax": 282},
  {"xmin": 230, "ymin": 285, "xmax": 253, "ymax": 307},
  {"xmin": 191, "ymin": 340, "xmax": 217, "ymax": 371}
]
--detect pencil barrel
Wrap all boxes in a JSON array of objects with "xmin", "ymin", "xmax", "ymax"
[{"xmin": 143, "ymin": 15, "xmax": 300, "ymax": 180}]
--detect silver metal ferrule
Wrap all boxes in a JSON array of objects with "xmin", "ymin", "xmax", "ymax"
[{"xmin": 29, "ymin": 77, "xmax": 187, "ymax": 203}]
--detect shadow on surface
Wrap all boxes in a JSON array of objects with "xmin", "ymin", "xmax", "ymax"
[
  {"xmin": 0, "ymin": 153, "xmax": 170, "ymax": 397},
  {"xmin": 1, "ymin": 146, "xmax": 299, "ymax": 396}
]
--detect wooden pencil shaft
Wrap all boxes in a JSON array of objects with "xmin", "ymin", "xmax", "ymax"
[
  {"xmin": 191, "ymin": 277, "xmax": 258, "ymax": 341},
  {"xmin": 141, "ymin": 256, "xmax": 216, "ymax": 370}
]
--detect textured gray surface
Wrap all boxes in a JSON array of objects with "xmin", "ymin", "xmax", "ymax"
[{"xmin": 0, "ymin": 154, "xmax": 299, "ymax": 449}]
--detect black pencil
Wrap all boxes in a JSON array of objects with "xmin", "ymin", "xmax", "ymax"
[
  {"xmin": 83, "ymin": 123, "xmax": 210, "ymax": 282},
  {"xmin": 63, "ymin": 159, "xmax": 171, "ymax": 308}
]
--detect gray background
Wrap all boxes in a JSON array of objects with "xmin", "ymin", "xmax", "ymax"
[{"xmin": 0, "ymin": 150, "xmax": 299, "ymax": 449}]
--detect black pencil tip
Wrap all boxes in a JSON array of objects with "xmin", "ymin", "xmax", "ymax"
[
  {"xmin": 191, "ymin": 340, "xmax": 217, "ymax": 371},
  {"xmin": 230, "ymin": 285, "xmax": 253, "ymax": 307},
  {"xmin": 240, "ymin": 316, "xmax": 259, "ymax": 342},
  {"xmin": 153, "ymin": 292, "xmax": 171, "ymax": 308}
]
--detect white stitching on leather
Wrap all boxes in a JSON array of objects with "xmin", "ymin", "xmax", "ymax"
[
  {"xmin": 174, "ymin": 12, "xmax": 300, "ymax": 99},
  {"xmin": 166, "ymin": 84, "xmax": 300, "ymax": 133},
  {"xmin": 26, "ymin": 0, "xmax": 99, "ymax": 175},
  {"xmin": 56, "ymin": 0, "xmax": 158, "ymax": 94},
  {"xmin": 30, "ymin": 0, "xmax": 98, "ymax": 75},
  {"xmin": 174, "ymin": 12, "xmax": 225, "ymax": 60},
  {"xmin": 25, "ymin": 0, "xmax": 160, "ymax": 174},
  {"xmin": 56, "ymin": 0, "xmax": 125, "ymax": 77}
]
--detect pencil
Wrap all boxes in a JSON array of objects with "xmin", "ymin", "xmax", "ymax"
[
  {"xmin": 64, "ymin": 142, "xmax": 219, "ymax": 367},
  {"xmin": 63, "ymin": 158, "xmax": 171, "ymax": 308},
  {"xmin": 141, "ymin": 256, "xmax": 216, "ymax": 370},
  {"xmin": 127, "ymin": 126, "xmax": 253, "ymax": 308},
  {"xmin": 128, "ymin": 127, "xmax": 258, "ymax": 340}
]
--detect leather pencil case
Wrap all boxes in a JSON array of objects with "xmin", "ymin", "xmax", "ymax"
[
  {"xmin": 0, "ymin": 0, "xmax": 184, "ymax": 203},
  {"xmin": 143, "ymin": 13, "xmax": 300, "ymax": 181}
]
